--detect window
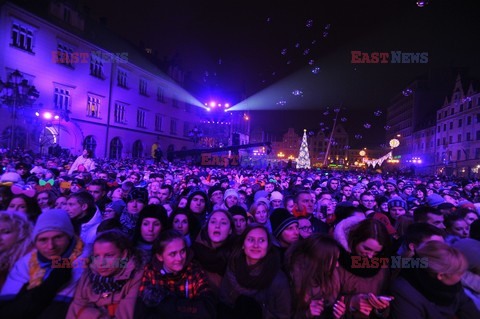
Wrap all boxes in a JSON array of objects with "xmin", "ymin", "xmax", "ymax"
[
  {"xmin": 56, "ymin": 43, "xmax": 74, "ymax": 68},
  {"xmin": 83, "ymin": 136, "xmax": 96, "ymax": 156},
  {"xmin": 157, "ymin": 87, "xmax": 165, "ymax": 103},
  {"xmin": 117, "ymin": 69, "xmax": 127, "ymax": 88},
  {"xmin": 460, "ymin": 104, "xmax": 464, "ymax": 112},
  {"xmin": 183, "ymin": 122, "xmax": 190, "ymax": 137},
  {"xmin": 449, "ymin": 136, "xmax": 453, "ymax": 144},
  {"xmin": 54, "ymin": 88, "xmax": 70, "ymax": 111},
  {"xmin": 465, "ymin": 149, "xmax": 470, "ymax": 160},
  {"xmin": 450, "ymin": 108, "xmax": 454, "ymax": 115},
  {"xmin": 443, "ymin": 124, "xmax": 446, "ymax": 131},
  {"xmin": 457, "ymin": 134, "xmax": 462, "ymax": 143},
  {"xmin": 444, "ymin": 111, "xmax": 447, "ymax": 118},
  {"xmin": 468, "ymin": 100, "xmax": 472, "ymax": 109},
  {"xmin": 114, "ymin": 103, "xmax": 126, "ymax": 123},
  {"xmin": 477, "ymin": 113, "xmax": 480, "ymax": 123},
  {"xmin": 476, "ymin": 148, "xmax": 480, "ymax": 160},
  {"xmin": 437, "ymin": 126, "xmax": 441, "ymax": 133},
  {"xmin": 132, "ymin": 140, "xmax": 143, "ymax": 158},
  {"xmin": 172, "ymin": 96, "xmax": 178, "ymax": 108},
  {"xmin": 170, "ymin": 118, "xmax": 177, "ymax": 135},
  {"xmin": 477, "ymin": 131, "xmax": 480, "ymax": 140},
  {"xmin": 449, "ymin": 122, "xmax": 453, "ymax": 130},
  {"xmin": 86, "ymin": 95, "xmax": 100, "ymax": 118},
  {"xmin": 90, "ymin": 56, "xmax": 103, "ymax": 78},
  {"xmin": 137, "ymin": 109, "xmax": 146, "ymax": 128},
  {"xmin": 443, "ymin": 137, "xmax": 446, "ymax": 145},
  {"xmin": 11, "ymin": 22, "xmax": 34, "ymax": 52},
  {"xmin": 457, "ymin": 150, "xmax": 461, "ymax": 161},
  {"xmin": 458, "ymin": 119, "xmax": 462, "ymax": 127},
  {"xmin": 155, "ymin": 114, "xmax": 163, "ymax": 131},
  {"xmin": 139, "ymin": 79, "xmax": 148, "ymax": 95},
  {"xmin": 109, "ymin": 137, "xmax": 122, "ymax": 159},
  {"xmin": 468, "ymin": 116, "xmax": 472, "ymax": 125},
  {"xmin": 467, "ymin": 132, "xmax": 471, "ymax": 141}
]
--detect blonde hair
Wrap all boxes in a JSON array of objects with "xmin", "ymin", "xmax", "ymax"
[
  {"xmin": 249, "ymin": 202, "xmax": 269, "ymax": 220},
  {"xmin": 416, "ymin": 241, "xmax": 467, "ymax": 275},
  {"xmin": 0, "ymin": 211, "xmax": 33, "ymax": 273}
]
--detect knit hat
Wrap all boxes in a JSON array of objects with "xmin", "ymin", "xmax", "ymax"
[
  {"xmin": 138, "ymin": 204, "xmax": 168, "ymax": 227},
  {"xmin": 270, "ymin": 191, "xmax": 283, "ymax": 201},
  {"xmin": 385, "ymin": 179, "xmax": 397, "ymax": 187},
  {"xmin": 32, "ymin": 209, "xmax": 74, "ymax": 240},
  {"xmin": 426, "ymin": 194, "xmax": 445, "ymax": 207},
  {"xmin": 0, "ymin": 172, "xmax": 23, "ymax": 185},
  {"xmin": 127, "ymin": 188, "xmax": 148, "ymax": 204},
  {"xmin": 105, "ymin": 200, "xmax": 126, "ymax": 217},
  {"xmin": 228, "ymin": 205, "xmax": 247, "ymax": 219},
  {"xmin": 208, "ymin": 184, "xmax": 224, "ymax": 198},
  {"xmin": 270, "ymin": 208, "xmax": 298, "ymax": 238},
  {"xmin": 254, "ymin": 190, "xmax": 269, "ymax": 203},
  {"xmin": 388, "ymin": 198, "xmax": 407, "ymax": 210},
  {"xmin": 224, "ymin": 188, "xmax": 239, "ymax": 200},
  {"xmin": 402, "ymin": 183, "xmax": 414, "ymax": 190}
]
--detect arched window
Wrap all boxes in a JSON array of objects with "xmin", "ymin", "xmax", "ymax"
[
  {"xmin": 109, "ymin": 137, "xmax": 122, "ymax": 159},
  {"xmin": 132, "ymin": 140, "xmax": 143, "ymax": 158},
  {"xmin": 83, "ymin": 135, "xmax": 97, "ymax": 156}
]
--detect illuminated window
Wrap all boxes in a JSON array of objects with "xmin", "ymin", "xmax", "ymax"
[
  {"xmin": 86, "ymin": 96, "xmax": 100, "ymax": 118},
  {"xmin": 11, "ymin": 22, "xmax": 34, "ymax": 52},
  {"xmin": 54, "ymin": 88, "xmax": 70, "ymax": 111}
]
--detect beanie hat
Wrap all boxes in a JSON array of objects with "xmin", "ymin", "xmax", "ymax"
[
  {"xmin": 0, "ymin": 172, "xmax": 23, "ymax": 185},
  {"xmin": 208, "ymin": 185, "xmax": 224, "ymax": 198},
  {"xmin": 138, "ymin": 204, "xmax": 168, "ymax": 227},
  {"xmin": 127, "ymin": 188, "xmax": 148, "ymax": 204},
  {"xmin": 228, "ymin": 205, "xmax": 247, "ymax": 219},
  {"xmin": 105, "ymin": 200, "xmax": 126, "ymax": 217},
  {"xmin": 385, "ymin": 179, "xmax": 397, "ymax": 187},
  {"xmin": 270, "ymin": 191, "xmax": 283, "ymax": 201},
  {"xmin": 388, "ymin": 198, "xmax": 407, "ymax": 210},
  {"xmin": 270, "ymin": 208, "xmax": 298, "ymax": 238},
  {"xmin": 426, "ymin": 194, "xmax": 445, "ymax": 207},
  {"xmin": 224, "ymin": 188, "xmax": 239, "ymax": 200},
  {"xmin": 402, "ymin": 183, "xmax": 414, "ymax": 190},
  {"xmin": 254, "ymin": 190, "xmax": 269, "ymax": 203},
  {"xmin": 33, "ymin": 209, "xmax": 74, "ymax": 240}
]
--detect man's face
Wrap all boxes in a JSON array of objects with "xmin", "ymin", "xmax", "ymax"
[
  {"xmin": 158, "ymin": 188, "xmax": 171, "ymax": 203},
  {"xmin": 389, "ymin": 207, "xmax": 406, "ymax": 220},
  {"xmin": 210, "ymin": 190, "xmax": 223, "ymax": 205},
  {"xmin": 271, "ymin": 199, "xmax": 282, "ymax": 208},
  {"xmin": 66, "ymin": 197, "xmax": 87, "ymax": 219},
  {"xmin": 232, "ymin": 215, "xmax": 247, "ymax": 235},
  {"xmin": 330, "ymin": 180, "xmax": 339, "ymax": 190},
  {"xmin": 342, "ymin": 186, "xmax": 352, "ymax": 197},
  {"xmin": 386, "ymin": 184, "xmax": 396, "ymax": 192},
  {"xmin": 403, "ymin": 187, "xmax": 413, "ymax": 196},
  {"xmin": 98, "ymin": 173, "xmax": 108, "ymax": 181},
  {"xmin": 36, "ymin": 231, "xmax": 70, "ymax": 259},
  {"xmin": 360, "ymin": 195, "xmax": 376, "ymax": 209},
  {"xmin": 434, "ymin": 180, "xmax": 442, "ymax": 189},
  {"xmin": 296, "ymin": 193, "xmax": 315, "ymax": 215},
  {"xmin": 426, "ymin": 213, "xmax": 445, "ymax": 229},
  {"xmin": 443, "ymin": 194, "xmax": 458, "ymax": 206},
  {"xmin": 265, "ymin": 183, "xmax": 274, "ymax": 193},
  {"xmin": 129, "ymin": 175, "xmax": 139, "ymax": 184},
  {"xmin": 88, "ymin": 185, "xmax": 104, "ymax": 202},
  {"xmin": 190, "ymin": 195, "xmax": 206, "ymax": 214},
  {"xmin": 16, "ymin": 167, "xmax": 27, "ymax": 176}
]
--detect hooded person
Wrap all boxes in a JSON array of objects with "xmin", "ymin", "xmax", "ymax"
[
  {"xmin": 270, "ymin": 208, "xmax": 300, "ymax": 265},
  {"xmin": 0, "ymin": 209, "xmax": 88, "ymax": 319},
  {"xmin": 186, "ymin": 190, "xmax": 210, "ymax": 238}
]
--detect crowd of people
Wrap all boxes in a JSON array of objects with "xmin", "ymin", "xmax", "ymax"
[{"xmin": 0, "ymin": 148, "xmax": 479, "ymax": 318}]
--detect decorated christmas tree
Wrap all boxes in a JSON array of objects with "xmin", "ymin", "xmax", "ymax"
[{"xmin": 296, "ymin": 129, "xmax": 311, "ymax": 169}]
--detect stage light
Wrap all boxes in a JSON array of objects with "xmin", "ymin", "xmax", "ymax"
[
  {"xmin": 35, "ymin": 112, "xmax": 40, "ymax": 117},
  {"xmin": 206, "ymin": 108, "xmax": 211, "ymax": 111},
  {"xmin": 218, "ymin": 104, "xmax": 222, "ymax": 106},
  {"xmin": 54, "ymin": 115, "xmax": 60, "ymax": 120},
  {"xmin": 210, "ymin": 101, "xmax": 216, "ymax": 107},
  {"xmin": 225, "ymin": 103, "xmax": 230, "ymax": 107},
  {"xmin": 43, "ymin": 112, "xmax": 52, "ymax": 119}
]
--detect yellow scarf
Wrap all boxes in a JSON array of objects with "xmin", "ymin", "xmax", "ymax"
[{"xmin": 27, "ymin": 238, "xmax": 84, "ymax": 289}]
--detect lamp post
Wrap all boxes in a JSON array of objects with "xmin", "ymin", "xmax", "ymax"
[{"xmin": 0, "ymin": 70, "xmax": 39, "ymax": 150}]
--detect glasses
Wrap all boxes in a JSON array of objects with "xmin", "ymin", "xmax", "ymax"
[
  {"xmin": 362, "ymin": 199, "xmax": 375, "ymax": 202},
  {"xmin": 299, "ymin": 226, "xmax": 313, "ymax": 232}
]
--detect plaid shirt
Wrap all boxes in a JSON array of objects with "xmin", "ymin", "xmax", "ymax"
[{"xmin": 139, "ymin": 259, "xmax": 210, "ymax": 300}]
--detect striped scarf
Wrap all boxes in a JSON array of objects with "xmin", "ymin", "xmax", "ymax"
[{"xmin": 88, "ymin": 269, "xmax": 129, "ymax": 294}]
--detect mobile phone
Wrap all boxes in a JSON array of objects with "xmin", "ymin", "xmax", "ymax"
[{"xmin": 377, "ymin": 296, "xmax": 392, "ymax": 302}]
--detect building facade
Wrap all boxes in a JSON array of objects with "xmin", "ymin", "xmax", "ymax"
[{"xmin": 0, "ymin": 1, "xmax": 205, "ymax": 159}]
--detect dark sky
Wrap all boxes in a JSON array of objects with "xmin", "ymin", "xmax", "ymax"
[{"xmin": 84, "ymin": 0, "xmax": 480, "ymax": 147}]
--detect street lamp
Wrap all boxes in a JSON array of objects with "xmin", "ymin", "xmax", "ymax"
[{"xmin": 0, "ymin": 70, "xmax": 39, "ymax": 150}]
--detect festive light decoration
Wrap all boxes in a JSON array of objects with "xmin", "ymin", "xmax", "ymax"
[
  {"xmin": 296, "ymin": 129, "xmax": 311, "ymax": 169},
  {"xmin": 389, "ymin": 138, "xmax": 400, "ymax": 149},
  {"xmin": 364, "ymin": 152, "xmax": 393, "ymax": 168}
]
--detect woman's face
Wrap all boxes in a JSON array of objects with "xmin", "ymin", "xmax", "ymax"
[
  {"xmin": 0, "ymin": 221, "xmax": 19, "ymax": 253},
  {"xmin": 464, "ymin": 212, "xmax": 478, "ymax": 225},
  {"xmin": 243, "ymin": 228, "xmax": 268, "ymax": 266},
  {"xmin": 37, "ymin": 192, "xmax": 50, "ymax": 209},
  {"xmin": 416, "ymin": 190, "xmax": 424, "ymax": 199},
  {"xmin": 112, "ymin": 188, "xmax": 123, "ymax": 201},
  {"xmin": 225, "ymin": 195, "xmax": 238, "ymax": 208},
  {"xmin": 298, "ymin": 218, "xmax": 313, "ymax": 239},
  {"xmin": 91, "ymin": 241, "xmax": 127, "ymax": 277},
  {"xmin": 207, "ymin": 211, "xmax": 231, "ymax": 247},
  {"xmin": 449, "ymin": 220, "xmax": 469, "ymax": 238},
  {"xmin": 141, "ymin": 217, "xmax": 162, "ymax": 243},
  {"xmin": 355, "ymin": 238, "xmax": 383, "ymax": 259},
  {"xmin": 285, "ymin": 199, "xmax": 295, "ymax": 213},
  {"xmin": 279, "ymin": 223, "xmax": 299, "ymax": 246},
  {"xmin": 55, "ymin": 196, "xmax": 67, "ymax": 210},
  {"xmin": 7, "ymin": 197, "xmax": 27, "ymax": 213},
  {"xmin": 157, "ymin": 238, "xmax": 186, "ymax": 273},
  {"xmin": 127, "ymin": 200, "xmax": 144, "ymax": 214},
  {"xmin": 380, "ymin": 202, "xmax": 389, "ymax": 213},
  {"xmin": 173, "ymin": 214, "xmax": 189, "ymax": 235},
  {"xmin": 254, "ymin": 204, "xmax": 268, "ymax": 224}
]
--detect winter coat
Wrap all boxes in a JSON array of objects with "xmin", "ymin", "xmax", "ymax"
[
  {"xmin": 68, "ymin": 156, "xmax": 96, "ymax": 174},
  {"xmin": 79, "ymin": 207, "xmax": 102, "ymax": 255},
  {"xmin": 66, "ymin": 257, "xmax": 143, "ymax": 319},
  {"xmin": 0, "ymin": 241, "xmax": 88, "ymax": 319},
  {"xmin": 134, "ymin": 258, "xmax": 216, "ymax": 319},
  {"xmin": 390, "ymin": 275, "xmax": 480, "ymax": 319},
  {"xmin": 220, "ymin": 265, "xmax": 291, "ymax": 318}
]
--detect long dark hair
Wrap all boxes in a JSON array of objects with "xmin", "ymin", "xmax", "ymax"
[
  {"xmin": 348, "ymin": 218, "xmax": 391, "ymax": 256},
  {"xmin": 7, "ymin": 194, "xmax": 42, "ymax": 223},
  {"xmin": 198, "ymin": 209, "xmax": 234, "ymax": 246},
  {"xmin": 93, "ymin": 229, "xmax": 142, "ymax": 268},
  {"xmin": 153, "ymin": 229, "xmax": 187, "ymax": 255},
  {"xmin": 286, "ymin": 234, "xmax": 340, "ymax": 311}
]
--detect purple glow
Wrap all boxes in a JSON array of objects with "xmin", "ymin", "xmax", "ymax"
[
  {"xmin": 35, "ymin": 112, "xmax": 40, "ymax": 117},
  {"xmin": 43, "ymin": 112, "xmax": 52, "ymax": 119},
  {"xmin": 225, "ymin": 103, "xmax": 230, "ymax": 107},
  {"xmin": 209, "ymin": 101, "xmax": 216, "ymax": 107},
  {"xmin": 54, "ymin": 115, "xmax": 60, "ymax": 120}
]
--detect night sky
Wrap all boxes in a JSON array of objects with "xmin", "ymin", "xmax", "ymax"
[{"xmin": 85, "ymin": 0, "xmax": 480, "ymax": 147}]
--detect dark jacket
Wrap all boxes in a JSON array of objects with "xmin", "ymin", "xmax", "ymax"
[{"xmin": 390, "ymin": 276, "xmax": 480, "ymax": 319}]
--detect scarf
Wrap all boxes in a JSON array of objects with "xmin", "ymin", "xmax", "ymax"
[
  {"xmin": 192, "ymin": 239, "xmax": 232, "ymax": 275},
  {"xmin": 338, "ymin": 246, "xmax": 383, "ymax": 278},
  {"xmin": 28, "ymin": 238, "xmax": 84, "ymax": 289},
  {"xmin": 88, "ymin": 269, "xmax": 129, "ymax": 294},
  {"xmin": 401, "ymin": 266, "xmax": 462, "ymax": 306},
  {"xmin": 230, "ymin": 248, "xmax": 280, "ymax": 290}
]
